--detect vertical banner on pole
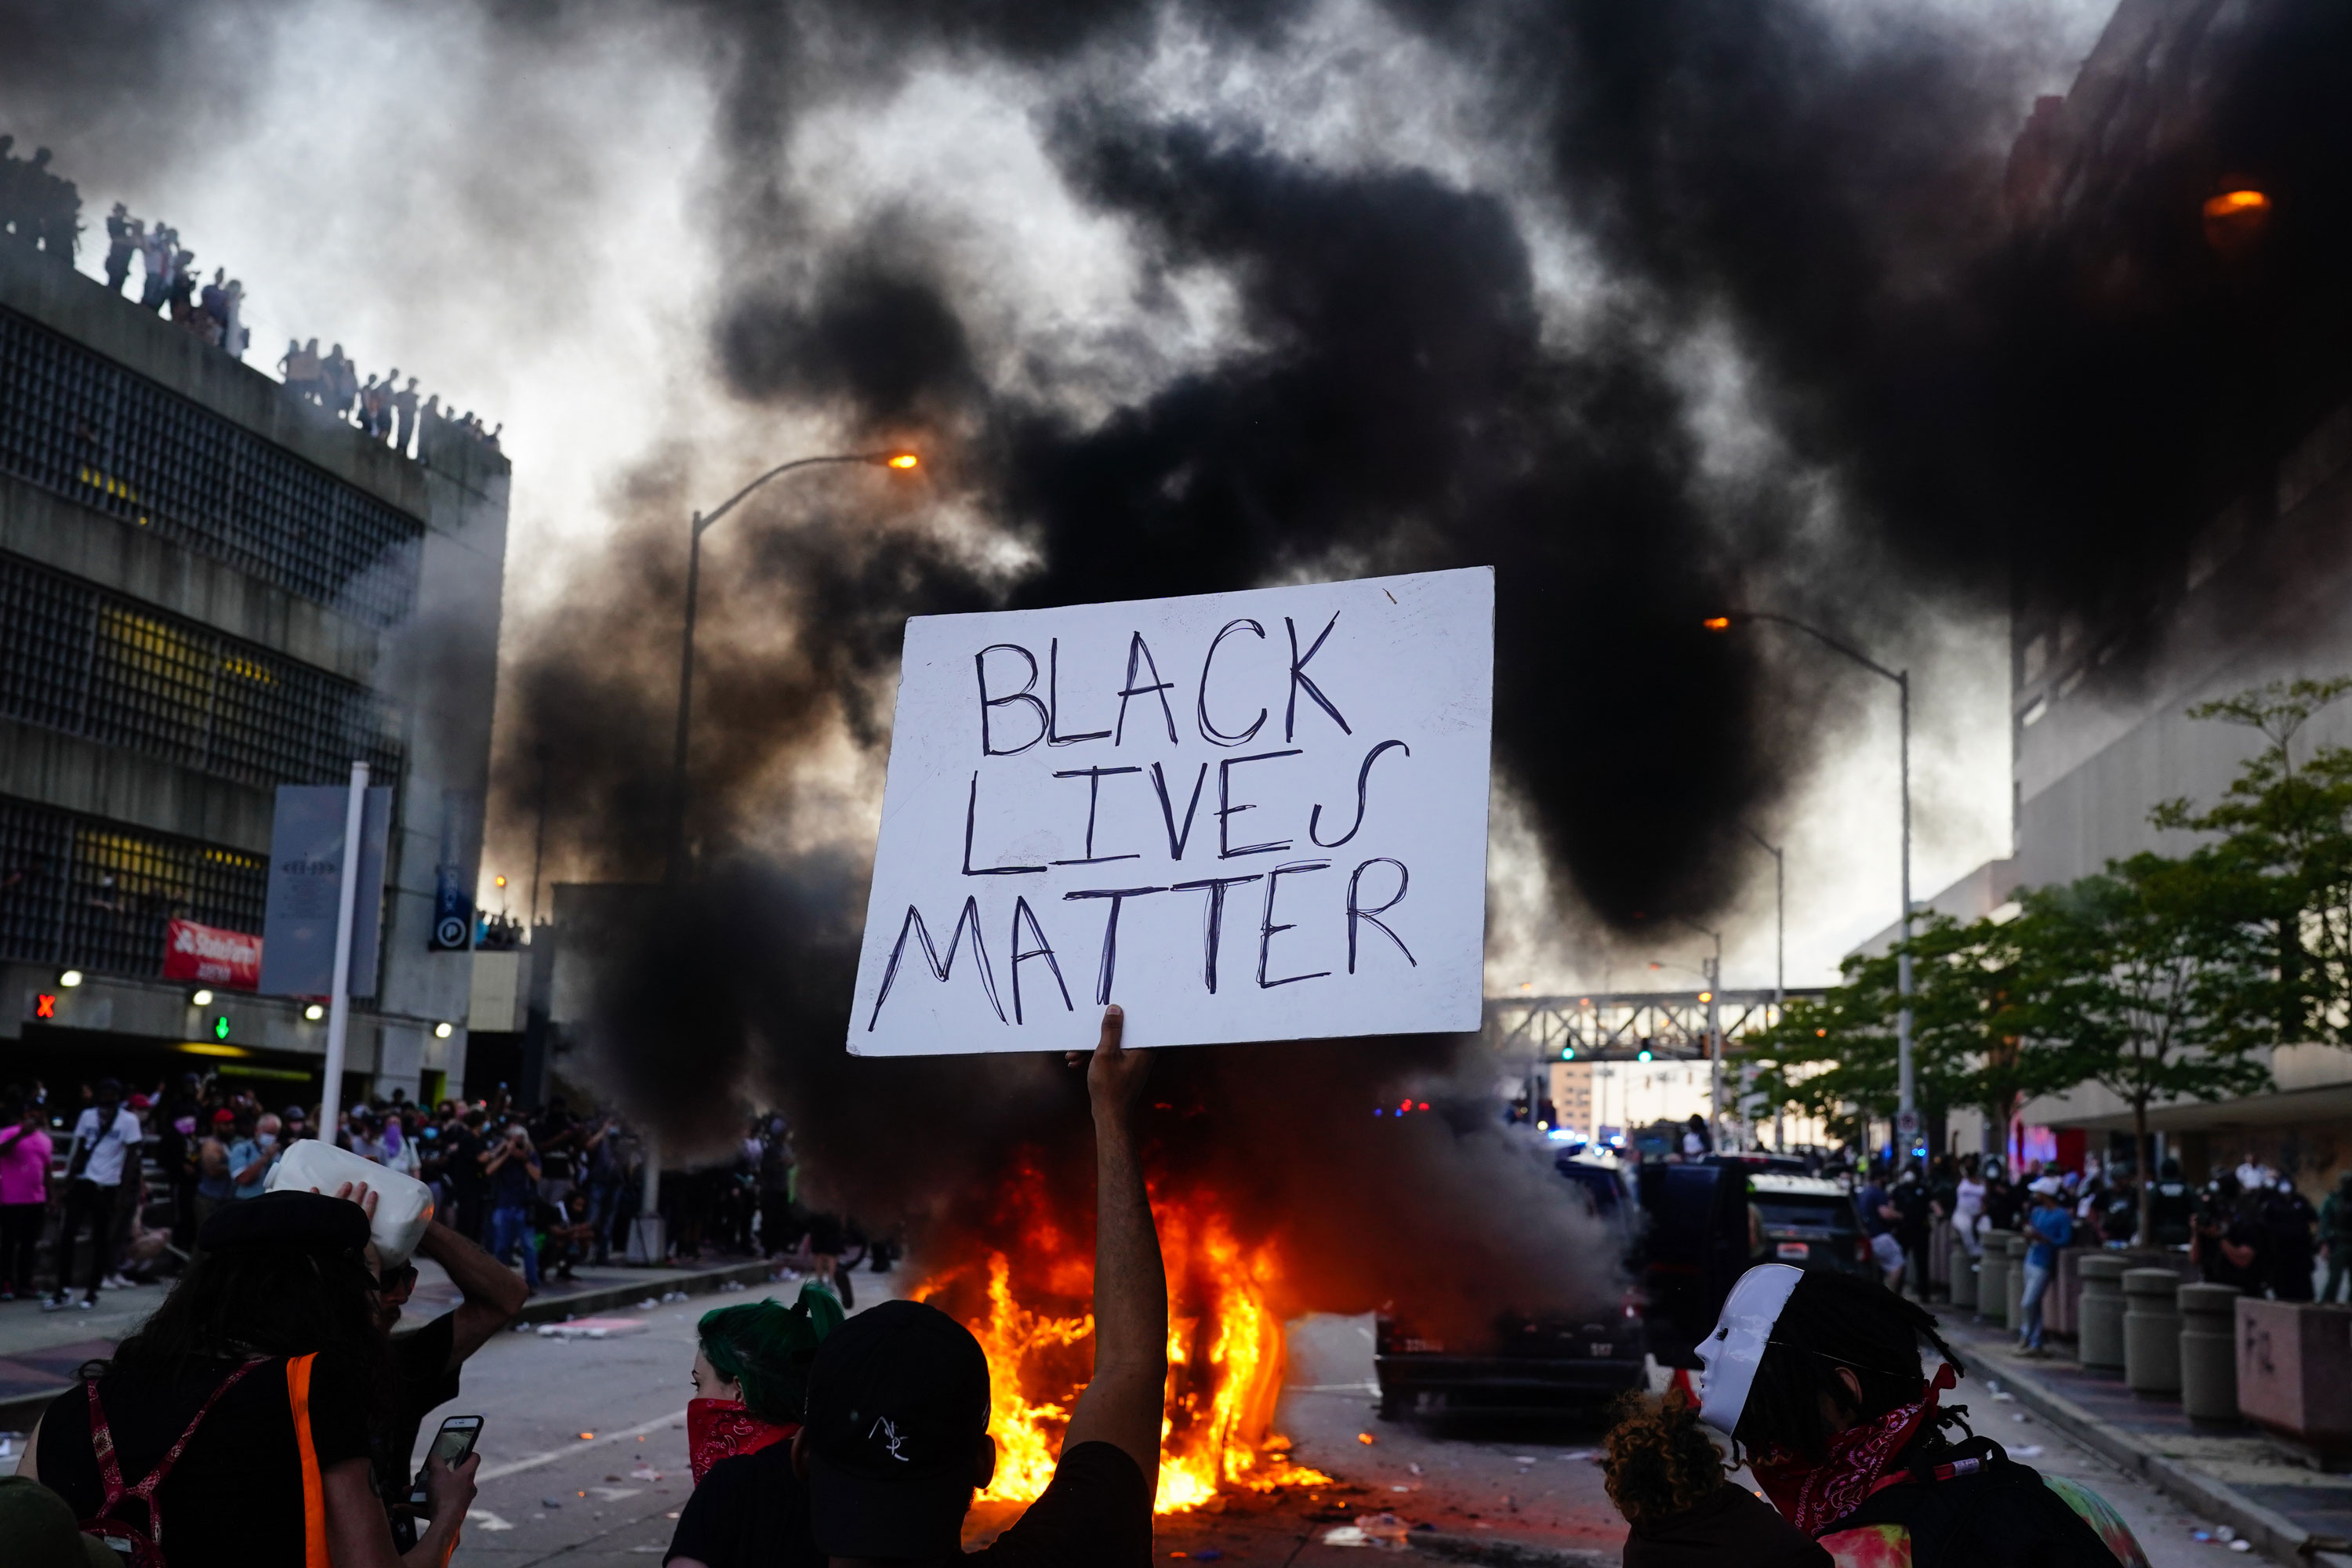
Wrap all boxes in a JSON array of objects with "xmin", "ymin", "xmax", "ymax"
[{"xmin": 260, "ymin": 784, "xmax": 394, "ymax": 998}]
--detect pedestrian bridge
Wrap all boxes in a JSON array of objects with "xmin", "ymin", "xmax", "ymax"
[{"xmin": 1483, "ymin": 989, "xmax": 1828, "ymax": 1062}]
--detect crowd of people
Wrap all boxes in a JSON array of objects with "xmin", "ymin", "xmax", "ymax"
[
  {"xmin": 275, "ymin": 339, "xmax": 501, "ymax": 457},
  {"xmin": 2, "ymin": 136, "xmax": 502, "ymax": 459},
  {"xmin": 0, "ymin": 1073, "xmax": 880, "ymax": 1316},
  {"xmin": 0, "ymin": 136, "xmax": 79, "ymax": 262},
  {"xmin": 4, "ymin": 1005, "xmax": 1163, "ymax": 1568}
]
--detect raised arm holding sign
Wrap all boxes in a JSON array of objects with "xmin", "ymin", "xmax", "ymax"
[{"xmin": 851, "ymin": 567, "xmax": 1494, "ymax": 1054}]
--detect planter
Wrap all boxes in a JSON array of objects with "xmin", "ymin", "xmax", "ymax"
[{"xmin": 2237, "ymin": 1298, "xmax": 2352, "ymax": 1454}]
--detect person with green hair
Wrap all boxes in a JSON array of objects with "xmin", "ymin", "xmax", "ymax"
[{"xmin": 683, "ymin": 1283, "xmax": 846, "ymax": 1486}]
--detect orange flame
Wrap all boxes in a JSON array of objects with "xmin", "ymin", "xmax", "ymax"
[{"xmin": 915, "ymin": 1164, "xmax": 1331, "ymax": 1514}]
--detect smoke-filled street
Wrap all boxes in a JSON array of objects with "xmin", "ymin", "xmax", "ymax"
[{"xmin": 7, "ymin": 0, "xmax": 2352, "ymax": 1565}]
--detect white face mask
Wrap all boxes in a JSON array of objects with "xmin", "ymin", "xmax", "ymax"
[{"xmin": 1695, "ymin": 1263, "xmax": 1804, "ymax": 1436}]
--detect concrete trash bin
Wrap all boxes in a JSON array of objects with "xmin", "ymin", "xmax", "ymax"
[
  {"xmin": 2006, "ymin": 1232, "xmax": 2031, "ymax": 1333},
  {"xmin": 1949, "ymin": 1238, "xmax": 1978, "ymax": 1310},
  {"xmin": 2124, "ymin": 1267, "xmax": 2183, "ymax": 1395},
  {"xmin": 2178, "ymin": 1283, "xmax": 2240, "ymax": 1422},
  {"xmin": 2078, "ymin": 1254, "xmax": 2129, "ymax": 1372},
  {"xmin": 1977, "ymin": 1230, "xmax": 2016, "ymax": 1323}
]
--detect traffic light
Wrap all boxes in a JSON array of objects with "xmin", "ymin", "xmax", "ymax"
[
  {"xmin": 34, "ymin": 993, "xmax": 56, "ymax": 1019},
  {"xmin": 212, "ymin": 1014, "xmax": 231, "ymax": 1041}
]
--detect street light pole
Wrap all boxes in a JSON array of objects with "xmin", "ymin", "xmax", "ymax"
[
  {"xmin": 1707, "ymin": 612, "xmax": 1914, "ymax": 1143},
  {"xmin": 666, "ymin": 451, "xmax": 917, "ymax": 883}
]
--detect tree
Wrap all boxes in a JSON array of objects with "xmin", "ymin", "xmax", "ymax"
[
  {"xmin": 2015, "ymin": 851, "xmax": 2274, "ymax": 1243},
  {"xmin": 2153, "ymin": 677, "xmax": 2352, "ymax": 1047}
]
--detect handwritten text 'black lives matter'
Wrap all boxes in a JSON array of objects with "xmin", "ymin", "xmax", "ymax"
[{"xmin": 866, "ymin": 612, "xmax": 1423, "ymax": 1030}]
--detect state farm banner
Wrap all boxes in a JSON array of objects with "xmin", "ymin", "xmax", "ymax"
[
  {"xmin": 851, "ymin": 567, "xmax": 1494, "ymax": 1054},
  {"xmin": 162, "ymin": 919, "xmax": 263, "ymax": 990}
]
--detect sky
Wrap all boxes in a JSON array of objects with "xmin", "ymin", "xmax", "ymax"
[{"xmin": 5, "ymin": 0, "xmax": 2122, "ymax": 999}]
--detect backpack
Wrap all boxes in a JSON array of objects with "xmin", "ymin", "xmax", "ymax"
[{"xmin": 76, "ymin": 1359, "xmax": 260, "ymax": 1566}]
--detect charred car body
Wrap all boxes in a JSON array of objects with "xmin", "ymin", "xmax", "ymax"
[{"xmin": 1374, "ymin": 1152, "xmax": 1646, "ymax": 1419}]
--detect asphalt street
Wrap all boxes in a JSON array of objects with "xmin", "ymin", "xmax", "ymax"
[{"xmin": 410, "ymin": 1275, "xmax": 2237, "ymax": 1567}]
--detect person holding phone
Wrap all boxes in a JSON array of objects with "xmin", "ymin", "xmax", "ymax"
[
  {"xmin": 482, "ymin": 1120, "xmax": 543, "ymax": 1289},
  {"xmin": 372, "ymin": 1206, "xmax": 528, "ymax": 1551},
  {"xmin": 20, "ymin": 1187, "xmax": 479, "ymax": 1567}
]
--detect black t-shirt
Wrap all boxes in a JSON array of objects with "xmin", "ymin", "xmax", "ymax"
[
  {"xmin": 1624, "ymin": 1483, "xmax": 1831, "ymax": 1568},
  {"xmin": 532, "ymin": 1112, "xmax": 578, "ymax": 1182},
  {"xmin": 37, "ymin": 1353, "xmax": 372, "ymax": 1568},
  {"xmin": 443, "ymin": 1127, "xmax": 484, "ymax": 1194},
  {"xmin": 667, "ymin": 1441, "xmax": 822, "ymax": 1568},
  {"xmin": 971, "ymin": 1442, "xmax": 1153, "ymax": 1565},
  {"xmin": 667, "ymin": 1440, "xmax": 1152, "ymax": 1568},
  {"xmin": 379, "ymin": 1314, "xmax": 462, "ymax": 1548}
]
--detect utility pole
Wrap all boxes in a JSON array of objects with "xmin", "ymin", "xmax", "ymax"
[{"xmin": 321, "ymin": 760, "xmax": 368, "ymax": 1128}]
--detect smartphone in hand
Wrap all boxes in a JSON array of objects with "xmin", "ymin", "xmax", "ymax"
[{"xmin": 409, "ymin": 1414, "xmax": 485, "ymax": 1507}]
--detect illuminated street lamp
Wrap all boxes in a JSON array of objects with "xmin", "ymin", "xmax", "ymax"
[
  {"xmin": 1708, "ymin": 611, "xmax": 1916, "ymax": 1148},
  {"xmin": 666, "ymin": 451, "xmax": 920, "ymax": 881},
  {"xmin": 2203, "ymin": 187, "xmax": 2271, "ymax": 258}
]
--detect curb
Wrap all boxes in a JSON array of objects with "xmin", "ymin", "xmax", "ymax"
[
  {"xmin": 0, "ymin": 1257, "xmax": 810, "ymax": 1436},
  {"xmin": 1961, "ymin": 1338, "xmax": 2341, "ymax": 1568},
  {"xmin": 503, "ymin": 1256, "xmax": 793, "ymax": 1331},
  {"xmin": 1410, "ymin": 1531, "xmax": 1615, "ymax": 1566}
]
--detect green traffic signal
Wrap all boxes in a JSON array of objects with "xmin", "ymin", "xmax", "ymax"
[{"xmin": 213, "ymin": 1014, "xmax": 230, "ymax": 1041}]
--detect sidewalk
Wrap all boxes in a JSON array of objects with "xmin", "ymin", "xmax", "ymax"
[
  {"xmin": 0, "ymin": 1250, "xmax": 804, "ymax": 1434},
  {"xmin": 1936, "ymin": 1308, "xmax": 2352, "ymax": 1566}
]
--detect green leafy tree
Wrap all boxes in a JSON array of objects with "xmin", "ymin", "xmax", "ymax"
[
  {"xmin": 2015, "ymin": 851, "xmax": 2274, "ymax": 1242},
  {"xmin": 2152, "ymin": 677, "xmax": 2352, "ymax": 1045}
]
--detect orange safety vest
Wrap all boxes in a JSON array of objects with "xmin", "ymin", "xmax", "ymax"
[{"xmin": 286, "ymin": 1353, "xmax": 330, "ymax": 1568}]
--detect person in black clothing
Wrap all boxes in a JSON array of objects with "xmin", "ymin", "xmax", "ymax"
[
  {"xmin": 441, "ymin": 1109, "xmax": 488, "ymax": 1241},
  {"xmin": 373, "ymin": 1210, "xmax": 528, "ymax": 1551},
  {"xmin": 2262, "ymin": 1179, "xmax": 2318, "ymax": 1301},
  {"xmin": 1708, "ymin": 1266, "xmax": 2142, "ymax": 1563},
  {"xmin": 1983, "ymin": 1169, "xmax": 2023, "ymax": 1235},
  {"xmin": 22, "ymin": 1189, "xmax": 478, "ymax": 1566},
  {"xmin": 671, "ymin": 1006, "xmax": 1163, "ymax": 1568},
  {"xmin": 1604, "ymin": 1387, "xmax": 1829, "ymax": 1566},
  {"xmin": 2194, "ymin": 1176, "xmax": 2265, "ymax": 1293},
  {"xmin": 2148, "ymin": 1160, "xmax": 2195, "ymax": 1247},
  {"xmin": 1893, "ymin": 1167, "xmax": 1933, "ymax": 1301}
]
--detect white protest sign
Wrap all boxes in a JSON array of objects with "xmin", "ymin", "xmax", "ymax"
[{"xmin": 849, "ymin": 566, "xmax": 1493, "ymax": 1054}]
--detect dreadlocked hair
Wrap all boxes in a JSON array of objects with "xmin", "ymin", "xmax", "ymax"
[
  {"xmin": 1603, "ymin": 1386, "xmax": 1727, "ymax": 1526},
  {"xmin": 1732, "ymin": 1269, "xmax": 1965, "ymax": 1463}
]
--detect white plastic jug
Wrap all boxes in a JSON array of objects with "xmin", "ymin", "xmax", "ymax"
[{"xmin": 264, "ymin": 1139, "xmax": 435, "ymax": 1266}]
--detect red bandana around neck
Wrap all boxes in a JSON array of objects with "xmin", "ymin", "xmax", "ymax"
[
  {"xmin": 686, "ymin": 1398, "xmax": 797, "ymax": 1485},
  {"xmin": 1748, "ymin": 1362, "xmax": 1958, "ymax": 1535}
]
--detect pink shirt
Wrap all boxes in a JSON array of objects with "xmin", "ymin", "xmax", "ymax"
[{"xmin": 0, "ymin": 1127, "xmax": 52, "ymax": 1205}]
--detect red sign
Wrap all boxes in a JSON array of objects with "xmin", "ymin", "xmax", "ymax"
[{"xmin": 162, "ymin": 920, "xmax": 263, "ymax": 990}]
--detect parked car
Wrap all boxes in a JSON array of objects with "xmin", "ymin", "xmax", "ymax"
[{"xmin": 1373, "ymin": 1153, "xmax": 1646, "ymax": 1421}]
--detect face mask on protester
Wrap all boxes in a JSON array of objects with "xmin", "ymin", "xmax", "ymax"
[{"xmin": 1693, "ymin": 1263, "xmax": 1804, "ymax": 1436}]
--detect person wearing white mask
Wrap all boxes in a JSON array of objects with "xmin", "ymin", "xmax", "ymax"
[{"xmin": 1687, "ymin": 1264, "xmax": 2147, "ymax": 1563}]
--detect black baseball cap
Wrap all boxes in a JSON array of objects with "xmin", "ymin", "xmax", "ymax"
[{"xmin": 804, "ymin": 1300, "xmax": 992, "ymax": 1559}]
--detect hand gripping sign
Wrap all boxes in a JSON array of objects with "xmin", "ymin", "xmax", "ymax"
[{"xmin": 850, "ymin": 567, "xmax": 1494, "ymax": 1054}]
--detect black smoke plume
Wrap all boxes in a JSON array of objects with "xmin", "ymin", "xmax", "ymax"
[
  {"xmin": 15, "ymin": 0, "xmax": 2352, "ymax": 1323},
  {"xmin": 517, "ymin": 0, "xmax": 2352, "ymax": 1323}
]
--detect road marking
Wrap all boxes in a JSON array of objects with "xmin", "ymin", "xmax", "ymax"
[
  {"xmin": 466, "ymin": 1510, "xmax": 514, "ymax": 1532},
  {"xmin": 476, "ymin": 1410, "xmax": 684, "ymax": 1481}
]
